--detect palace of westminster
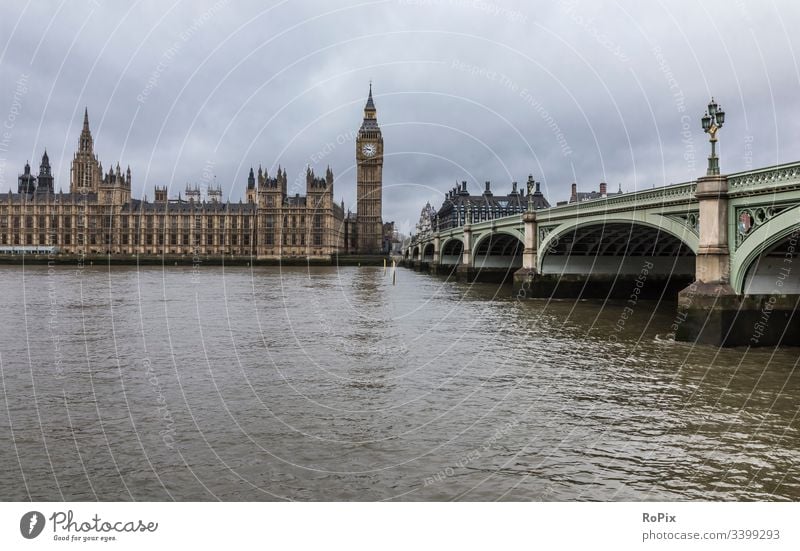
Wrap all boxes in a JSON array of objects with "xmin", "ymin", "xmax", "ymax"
[{"xmin": 0, "ymin": 86, "xmax": 387, "ymax": 258}]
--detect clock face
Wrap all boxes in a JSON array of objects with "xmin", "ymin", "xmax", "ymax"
[{"xmin": 361, "ymin": 143, "xmax": 377, "ymax": 157}]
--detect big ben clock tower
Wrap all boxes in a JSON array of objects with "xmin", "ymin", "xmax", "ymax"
[{"xmin": 356, "ymin": 83, "xmax": 384, "ymax": 254}]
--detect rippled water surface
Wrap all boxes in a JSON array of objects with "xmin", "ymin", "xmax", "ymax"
[{"xmin": 1, "ymin": 264, "xmax": 798, "ymax": 501}]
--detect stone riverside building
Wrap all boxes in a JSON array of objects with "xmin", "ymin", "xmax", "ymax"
[{"xmin": 0, "ymin": 88, "xmax": 385, "ymax": 258}]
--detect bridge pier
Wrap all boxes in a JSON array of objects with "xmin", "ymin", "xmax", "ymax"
[
  {"xmin": 675, "ymin": 285, "xmax": 800, "ymax": 346},
  {"xmin": 694, "ymin": 174, "xmax": 731, "ymax": 284},
  {"xmin": 675, "ymin": 175, "xmax": 738, "ymax": 344},
  {"xmin": 513, "ymin": 210, "xmax": 538, "ymax": 294},
  {"xmin": 430, "ymin": 234, "xmax": 441, "ymax": 275},
  {"xmin": 455, "ymin": 222, "xmax": 473, "ymax": 281},
  {"xmin": 673, "ymin": 174, "xmax": 799, "ymax": 346}
]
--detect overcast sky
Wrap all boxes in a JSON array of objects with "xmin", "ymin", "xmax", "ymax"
[{"xmin": 1, "ymin": 0, "xmax": 799, "ymax": 234}]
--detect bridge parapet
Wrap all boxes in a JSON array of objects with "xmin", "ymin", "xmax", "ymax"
[
  {"xmin": 728, "ymin": 161, "xmax": 800, "ymax": 195},
  {"xmin": 536, "ymin": 181, "xmax": 697, "ymax": 224}
]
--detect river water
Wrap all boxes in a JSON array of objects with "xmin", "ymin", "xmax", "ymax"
[{"xmin": 0, "ymin": 264, "xmax": 798, "ymax": 501}]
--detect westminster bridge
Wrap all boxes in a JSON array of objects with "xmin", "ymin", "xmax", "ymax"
[{"xmin": 402, "ymin": 161, "xmax": 800, "ymax": 347}]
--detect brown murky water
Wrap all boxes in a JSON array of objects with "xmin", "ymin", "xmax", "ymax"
[{"xmin": 0, "ymin": 264, "xmax": 798, "ymax": 500}]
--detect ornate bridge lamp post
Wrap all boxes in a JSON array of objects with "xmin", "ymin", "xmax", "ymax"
[
  {"xmin": 701, "ymin": 98, "xmax": 725, "ymax": 175},
  {"xmin": 676, "ymin": 97, "xmax": 734, "ymax": 345}
]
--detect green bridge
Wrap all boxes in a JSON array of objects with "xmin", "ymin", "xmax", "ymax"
[{"xmin": 402, "ymin": 160, "xmax": 800, "ymax": 347}]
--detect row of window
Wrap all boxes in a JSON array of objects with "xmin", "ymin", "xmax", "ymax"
[
  {"xmin": 1, "ymin": 231, "xmax": 327, "ymax": 247},
  {"xmin": 0, "ymin": 214, "xmax": 329, "ymax": 230},
  {"xmin": 0, "ymin": 234, "xmax": 254, "ymax": 247}
]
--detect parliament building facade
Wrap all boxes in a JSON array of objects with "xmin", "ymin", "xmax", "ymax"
[{"xmin": 0, "ymin": 87, "xmax": 385, "ymax": 258}]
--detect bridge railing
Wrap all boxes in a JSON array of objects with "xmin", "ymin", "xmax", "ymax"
[
  {"xmin": 727, "ymin": 160, "xmax": 800, "ymax": 193},
  {"xmin": 543, "ymin": 181, "xmax": 698, "ymax": 216}
]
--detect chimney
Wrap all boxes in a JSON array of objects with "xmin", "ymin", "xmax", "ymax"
[
  {"xmin": 600, "ymin": 182, "xmax": 607, "ymax": 196},
  {"xmin": 512, "ymin": 182, "xmax": 517, "ymax": 194},
  {"xmin": 536, "ymin": 181, "xmax": 541, "ymax": 193},
  {"xmin": 571, "ymin": 182, "xmax": 577, "ymax": 199},
  {"xmin": 462, "ymin": 181, "xmax": 467, "ymax": 193},
  {"xmin": 484, "ymin": 181, "xmax": 491, "ymax": 194}
]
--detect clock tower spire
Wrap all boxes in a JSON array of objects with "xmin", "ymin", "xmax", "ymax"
[{"xmin": 355, "ymin": 82, "xmax": 384, "ymax": 254}]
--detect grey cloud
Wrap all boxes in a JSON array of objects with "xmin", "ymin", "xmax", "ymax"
[{"xmin": 1, "ymin": 0, "xmax": 799, "ymax": 236}]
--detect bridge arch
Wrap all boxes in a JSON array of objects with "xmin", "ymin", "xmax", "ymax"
[
  {"xmin": 472, "ymin": 231, "xmax": 524, "ymax": 269},
  {"xmin": 411, "ymin": 245, "xmax": 420, "ymax": 260},
  {"xmin": 422, "ymin": 243, "xmax": 435, "ymax": 262},
  {"xmin": 440, "ymin": 238, "xmax": 463, "ymax": 265},
  {"xmin": 733, "ymin": 205, "xmax": 800, "ymax": 294},
  {"xmin": 538, "ymin": 214, "xmax": 697, "ymax": 276}
]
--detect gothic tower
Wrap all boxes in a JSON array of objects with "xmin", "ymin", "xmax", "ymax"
[
  {"xmin": 36, "ymin": 150, "xmax": 54, "ymax": 194},
  {"xmin": 17, "ymin": 161, "xmax": 36, "ymax": 194},
  {"xmin": 246, "ymin": 167, "xmax": 256, "ymax": 203},
  {"xmin": 355, "ymin": 83, "xmax": 383, "ymax": 254},
  {"xmin": 70, "ymin": 108, "xmax": 102, "ymax": 194}
]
